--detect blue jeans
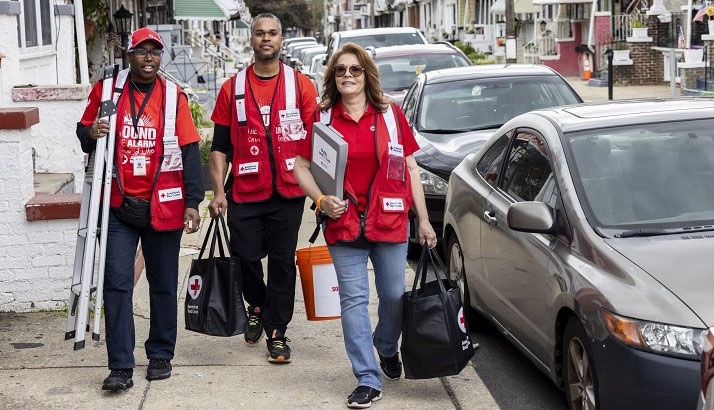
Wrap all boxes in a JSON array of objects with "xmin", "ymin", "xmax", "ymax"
[
  {"xmin": 104, "ymin": 211, "xmax": 183, "ymax": 370},
  {"xmin": 327, "ymin": 240, "xmax": 408, "ymax": 391}
]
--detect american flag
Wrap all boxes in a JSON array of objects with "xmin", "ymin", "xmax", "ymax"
[
  {"xmin": 678, "ymin": 26, "xmax": 686, "ymax": 49},
  {"xmin": 693, "ymin": 3, "xmax": 708, "ymax": 22}
]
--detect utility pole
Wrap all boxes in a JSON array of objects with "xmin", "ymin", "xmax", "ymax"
[
  {"xmin": 369, "ymin": 0, "xmax": 375, "ymax": 28},
  {"xmin": 505, "ymin": 0, "xmax": 517, "ymax": 63}
]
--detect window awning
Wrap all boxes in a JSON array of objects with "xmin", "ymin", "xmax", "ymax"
[
  {"xmin": 174, "ymin": 0, "xmax": 240, "ymax": 21},
  {"xmin": 233, "ymin": 19, "xmax": 249, "ymax": 28},
  {"xmin": 490, "ymin": 0, "xmax": 540, "ymax": 15}
]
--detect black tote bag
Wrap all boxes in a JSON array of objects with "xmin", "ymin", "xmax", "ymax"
[
  {"xmin": 184, "ymin": 215, "xmax": 247, "ymax": 336},
  {"xmin": 401, "ymin": 245, "xmax": 475, "ymax": 379}
]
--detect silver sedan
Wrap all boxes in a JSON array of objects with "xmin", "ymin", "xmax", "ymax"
[{"xmin": 443, "ymin": 98, "xmax": 714, "ymax": 410}]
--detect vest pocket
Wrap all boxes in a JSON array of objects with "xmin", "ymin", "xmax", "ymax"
[
  {"xmin": 279, "ymin": 155, "xmax": 298, "ymax": 186},
  {"xmin": 233, "ymin": 160, "xmax": 269, "ymax": 193},
  {"xmin": 375, "ymin": 195, "xmax": 408, "ymax": 230}
]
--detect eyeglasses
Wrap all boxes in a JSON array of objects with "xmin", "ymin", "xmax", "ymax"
[
  {"xmin": 334, "ymin": 64, "xmax": 364, "ymax": 78},
  {"xmin": 128, "ymin": 48, "xmax": 164, "ymax": 58}
]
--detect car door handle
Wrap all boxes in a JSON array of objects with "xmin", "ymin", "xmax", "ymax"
[{"xmin": 483, "ymin": 210, "xmax": 497, "ymax": 227}]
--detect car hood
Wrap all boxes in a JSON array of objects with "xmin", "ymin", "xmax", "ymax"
[
  {"xmin": 605, "ymin": 235, "xmax": 714, "ymax": 327},
  {"xmin": 413, "ymin": 129, "xmax": 492, "ymax": 174}
]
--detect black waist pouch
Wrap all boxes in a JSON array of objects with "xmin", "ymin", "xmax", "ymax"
[{"xmin": 113, "ymin": 196, "xmax": 151, "ymax": 228}]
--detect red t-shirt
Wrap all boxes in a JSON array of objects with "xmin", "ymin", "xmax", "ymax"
[
  {"xmin": 80, "ymin": 79, "xmax": 201, "ymax": 199},
  {"xmin": 211, "ymin": 67, "xmax": 318, "ymax": 128},
  {"xmin": 297, "ymin": 101, "xmax": 419, "ymax": 212}
]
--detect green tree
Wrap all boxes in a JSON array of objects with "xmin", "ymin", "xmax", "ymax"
[{"xmin": 245, "ymin": 0, "xmax": 313, "ymax": 33}]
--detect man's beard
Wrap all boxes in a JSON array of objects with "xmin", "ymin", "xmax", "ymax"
[{"xmin": 255, "ymin": 49, "xmax": 279, "ymax": 61}]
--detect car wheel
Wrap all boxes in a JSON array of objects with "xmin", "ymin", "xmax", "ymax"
[
  {"xmin": 563, "ymin": 317, "xmax": 598, "ymax": 410},
  {"xmin": 447, "ymin": 235, "xmax": 480, "ymax": 329}
]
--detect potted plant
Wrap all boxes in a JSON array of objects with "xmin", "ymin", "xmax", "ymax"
[
  {"xmin": 684, "ymin": 47, "xmax": 704, "ymax": 63},
  {"xmin": 631, "ymin": 15, "xmax": 648, "ymax": 38},
  {"xmin": 612, "ymin": 42, "xmax": 631, "ymax": 61}
]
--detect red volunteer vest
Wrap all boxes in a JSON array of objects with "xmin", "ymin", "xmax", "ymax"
[
  {"xmin": 229, "ymin": 64, "xmax": 305, "ymax": 203},
  {"xmin": 108, "ymin": 69, "xmax": 187, "ymax": 231},
  {"xmin": 321, "ymin": 104, "xmax": 413, "ymax": 245}
]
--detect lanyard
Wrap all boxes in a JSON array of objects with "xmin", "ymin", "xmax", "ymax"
[
  {"xmin": 246, "ymin": 67, "xmax": 281, "ymax": 139},
  {"xmin": 128, "ymin": 79, "xmax": 157, "ymax": 134}
]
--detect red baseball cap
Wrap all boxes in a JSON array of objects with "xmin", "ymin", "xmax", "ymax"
[{"xmin": 128, "ymin": 27, "xmax": 164, "ymax": 50}]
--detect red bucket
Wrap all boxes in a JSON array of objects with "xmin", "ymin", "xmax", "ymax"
[{"xmin": 295, "ymin": 245, "xmax": 341, "ymax": 321}]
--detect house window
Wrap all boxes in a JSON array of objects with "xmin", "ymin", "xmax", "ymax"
[{"xmin": 18, "ymin": 0, "xmax": 54, "ymax": 49}]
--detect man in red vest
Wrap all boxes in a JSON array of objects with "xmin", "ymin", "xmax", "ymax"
[
  {"xmin": 76, "ymin": 27, "xmax": 203, "ymax": 391},
  {"xmin": 208, "ymin": 13, "xmax": 318, "ymax": 363}
]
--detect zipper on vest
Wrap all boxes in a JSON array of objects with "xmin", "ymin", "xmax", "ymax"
[{"xmin": 265, "ymin": 129, "xmax": 278, "ymax": 191}]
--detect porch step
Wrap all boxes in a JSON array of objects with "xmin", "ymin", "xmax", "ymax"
[
  {"xmin": 587, "ymin": 71, "xmax": 609, "ymax": 87},
  {"xmin": 34, "ymin": 172, "xmax": 74, "ymax": 194},
  {"xmin": 27, "ymin": 173, "xmax": 80, "ymax": 221}
]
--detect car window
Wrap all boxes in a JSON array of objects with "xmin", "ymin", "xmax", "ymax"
[
  {"xmin": 402, "ymin": 81, "xmax": 420, "ymax": 119},
  {"xmin": 501, "ymin": 131, "xmax": 555, "ymax": 203},
  {"xmin": 417, "ymin": 75, "xmax": 581, "ymax": 138},
  {"xmin": 338, "ymin": 32, "xmax": 425, "ymax": 50},
  {"xmin": 376, "ymin": 53, "xmax": 470, "ymax": 91},
  {"xmin": 476, "ymin": 133, "xmax": 510, "ymax": 187},
  {"xmin": 566, "ymin": 119, "xmax": 714, "ymax": 230}
]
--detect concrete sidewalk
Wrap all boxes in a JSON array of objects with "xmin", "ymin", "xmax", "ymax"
[
  {"xmin": 0, "ymin": 200, "xmax": 497, "ymax": 409},
  {"xmin": 0, "ymin": 79, "xmax": 679, "ymax": 409}
]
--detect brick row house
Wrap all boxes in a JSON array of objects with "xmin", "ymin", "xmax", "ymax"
[{"xmin": 325, "ymin": 0, "xmax": 713, "ymax": 83}]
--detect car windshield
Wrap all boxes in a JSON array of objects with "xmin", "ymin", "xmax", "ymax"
[
  {"xmin": 377, "ymin": 54, "xmax": 470, "ymax": 91},
  {"xmin": 417, "ymin": 75, "xmax": 581, "ymax": 141},
  {"xmin": 566, "ymin": 119, "xmax": 714, "ymax": 234},
  {"xmin": 338, "ymin": 33, "xmax": 425, "ymax": 50}
]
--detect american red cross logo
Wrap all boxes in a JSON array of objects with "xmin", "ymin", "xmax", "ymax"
[
  {"xmin": 457, "ymin": 307, "xmax": 467, "ymax": 333},
  {"xmin": 161, "ymin": 193, "xmax": 166, "ymax": 198},
  {"xmin": 187, "ymin": 275, "xmax": 202, "ymax": 300}
]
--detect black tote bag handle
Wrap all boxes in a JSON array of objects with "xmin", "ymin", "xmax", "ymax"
[
  {"xmin": 198, "ymin": 214, "xmax": 229, "ymax": 260},
  {"xmin": 410, "ymin": 244, "xmax": 449, "ymax": 301}
]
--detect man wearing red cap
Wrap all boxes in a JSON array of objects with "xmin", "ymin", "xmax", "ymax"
[{"xmin": 76, "ymin": 27, "xmax": 204, "ymax": 391}]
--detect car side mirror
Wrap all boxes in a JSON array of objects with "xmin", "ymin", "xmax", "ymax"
[
  {"xmin": 507, "ymin": 202, "xmax": 556, "ymax": 234},
  {"xmin": 322, "ymin": 56, "xmax": 328, "ymax": 66}
]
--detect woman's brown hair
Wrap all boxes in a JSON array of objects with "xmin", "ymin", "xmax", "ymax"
[{"xmin": 319, "ymin": 43, "xmax": 390, "ymax": 113}]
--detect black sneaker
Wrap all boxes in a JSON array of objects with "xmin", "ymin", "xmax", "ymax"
[
  {"xmin": 266, "ymin": 330, "xmax": 291, "ymax": 363},
  {"xmin": 244, "ymin": 306, "xmax": 264, "ymax": 345},
  {"xmin": 378, "ymin": 352, "xmax": 402, "ymax": 380},
  {"xmin": 347, "ymin": 385, "xmax": 382, "ymax": 408},
  {"xmin": 146, "ymin": 359, "xmax": 172, "ymax": 380},
  {"xmin": 102, "ymin": 369, "xmax": 133, "ymax": 391}
]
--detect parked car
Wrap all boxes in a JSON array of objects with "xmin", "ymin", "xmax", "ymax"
[
  {"xmin": 400, "ymin": 64, "xmax": 582, "ymax": 254},
  {"xmin": 443, "ymin": 98, "xmax": 714, "ymax": 410},
  {"xmin": 280, "ymin": 37, "xmax": 316, "ymax": 62},
  {"xmin": 296, "ymin": 45, "xmax": 326, "ymax": 74},
  {"xmin": 314, "ymin": 27, "xmax": 428, "ymax": 94},
  {"xmin": 307, "ymin": 53, "xmax": 326, "ymax": 92},
  {"xmin": 700, "ymin": 328, "xmax": 714, "ymax": 410},
  {"xmin": 368, "ymin": 43, "xmax": 471, "ymax": 106},
  {"xmin": 285, "ymin": 43, "xmax": 319, "ymax": 67}
]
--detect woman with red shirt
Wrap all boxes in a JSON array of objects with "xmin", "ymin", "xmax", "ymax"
[{"xmin": 294, "ymin": 43, "xmax": 436, "ymax": 409}]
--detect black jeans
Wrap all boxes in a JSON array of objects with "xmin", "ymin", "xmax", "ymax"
[
  {"xmin": 227, "ymin": 193, "xmax": 305, "ymax": 337},
  {"xmin": 104, "ymin": 211, "xmax": 182, "ymax": 370}
]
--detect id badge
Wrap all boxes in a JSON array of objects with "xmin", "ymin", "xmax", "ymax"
[
  {"xmin": 133, "ymin": 155, "xmax": 147, "ymax": 176},
  {"xmin": 386, "ymin": 155, "xmax": 406, "ymax": 181}
]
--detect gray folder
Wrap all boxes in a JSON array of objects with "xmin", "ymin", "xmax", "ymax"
[{"xmin": 311, "ymin": 123, "xmax": 348, "ymax": 200}]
